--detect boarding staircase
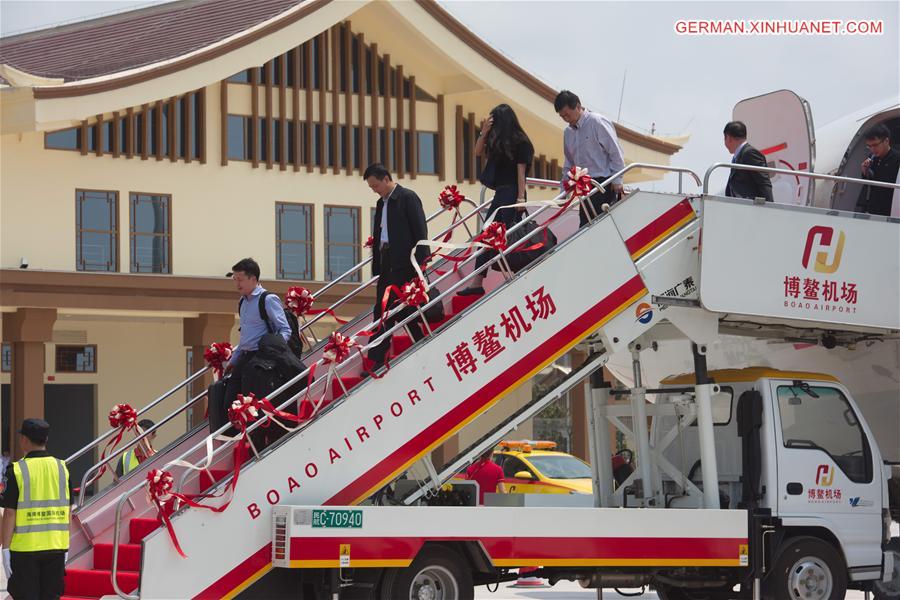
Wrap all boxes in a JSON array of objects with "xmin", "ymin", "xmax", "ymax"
[{"xmin": 59, "ymin": 164, "xmax": 900, "ymax": 599}]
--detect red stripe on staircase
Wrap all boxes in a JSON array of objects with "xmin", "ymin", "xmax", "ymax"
[{"xmin": 195, "ymin": 274, "xmax": 646, "ymax": 599}]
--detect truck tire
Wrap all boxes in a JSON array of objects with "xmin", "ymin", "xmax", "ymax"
[
  {"xmin": 765, "ymin": 536, "xmax": 847, "ymax": 600},
  {"xmin": 874, "ymin": 538, "xmax": 900, "ymax": 599},
  {"xmin": 378, "ymin": 546, "xmax": 474, "ymax": 600}
]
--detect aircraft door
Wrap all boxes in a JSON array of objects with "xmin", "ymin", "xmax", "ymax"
[{"xmin": 733, "ymin": 90, "xmax": 816, "ymax": 206}]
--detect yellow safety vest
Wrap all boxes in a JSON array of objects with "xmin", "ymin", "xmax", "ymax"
[
  {"xmin": 10, "ymin": 456, "xmax": 70, "ymax": 552},
  {"xmin": 121, "ymin": 450, "xmax": 140, "ymax": 475}
]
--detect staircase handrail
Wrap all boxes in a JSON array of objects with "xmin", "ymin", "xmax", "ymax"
[
  {"xmin": 66, "ymin": 365, "xmax": 212, "ymax": 488},
  {"xmin": 74, "ymin": 386, "xmax": 211, "ymax": 508},
  {"xmin": 69, "ymin": 198, "xmax": 480, "ymax": 507},
  {"xmin": 111, "ymin": 164, "xmax": 709, "ymax": 595},
  {"xmin": 171, "ymin": 179, "xmax": 602, "ymax": 498},
  {"xmin": 297, "ymin": 197, "xmax": 483, "ymax": 336},
  {"xmin": 702, "ymin": 162, "xmax": 900, "ymax": 195},
  {"xmin": 597, "ymin": 163, "xmax": 702, "ymax": 193},
  {"xmin": 107, "ymin": 188, "xmax": 510, "ymax": 597}
]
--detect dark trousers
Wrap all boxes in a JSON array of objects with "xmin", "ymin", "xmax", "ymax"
[
  {"xmin": 9, "ymin": 550, "xmax": 66, "ymax": 600},
  {"xmin": 579, "ymin": 178, "xmax": 619, "ymax": 227},
  {"xmin": 367, "ymin": 247, "xmax": 424, "ymax": 367},
  {"xmin": 209, "ymin": 351, "xmax": 256, "ymax": 434},
  {"xmin": 476, "ymin": 185, "xmax": 521, "ymax": 270}
]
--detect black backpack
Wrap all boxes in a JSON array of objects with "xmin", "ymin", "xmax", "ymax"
[{"xmin": 239, "ymin": 292, "xmax": 305, "ymax": 360}]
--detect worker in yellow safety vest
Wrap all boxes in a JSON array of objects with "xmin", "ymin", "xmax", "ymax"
[
  {"xmin": 115, "ymin": 419, "xmax": 157, "ymax": 478},
  {"xmin": 1, "ymin": 418, "xmax": 72, "ymax": 600}
]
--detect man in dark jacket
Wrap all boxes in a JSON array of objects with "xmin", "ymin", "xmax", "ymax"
[
  {"xmin": 856, "ymin": 123, "xmax": 899, "ymax": 217},
  {"xmin": 364, "ymin": 163, "xmax": 429, "ymax": 373},
  {"xmin": 723, "ymin": 121, "xmax": 773, "ymax": 202}
]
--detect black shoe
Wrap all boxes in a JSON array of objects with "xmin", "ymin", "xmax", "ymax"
[{"xmin": 457, "ymin": 286, "xmax": 485, "ymax": 296}]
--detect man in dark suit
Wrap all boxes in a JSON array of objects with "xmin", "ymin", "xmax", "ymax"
[
  {"xmin": 723, "ymin": 121, "xmax": 773, "ymax": 202},
  {"xmin": 856, "ymin": 123, "xmax": 899, "ymax": 217},
  {"xmin": 364, "ymin": 163, "xmax": 429, "ymax": 373}
]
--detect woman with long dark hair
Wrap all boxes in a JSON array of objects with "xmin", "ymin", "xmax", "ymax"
[{"xmin": 458, "ymin": 104, "xmax": 534, "ymax": 296}]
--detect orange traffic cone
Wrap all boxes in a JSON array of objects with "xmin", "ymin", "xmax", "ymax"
[{"xmin": 508, "ymin": 566, "xmax": 549, "ymax": 588}]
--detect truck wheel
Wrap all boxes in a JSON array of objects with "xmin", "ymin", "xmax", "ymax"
[
  {"xmin": 874, "ymin": 538, "xmax": 900, "ymax": 599},
  {"xmin": 765, "ymin": 536, "xmax": 847, "ymax": 600},
  {"xmin": 379, "ymin": 546, "xmax": 474, "ymax": 600}
]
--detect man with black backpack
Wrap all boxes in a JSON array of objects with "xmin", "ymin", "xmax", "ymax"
[{"xmin": 212, "ymin": 258, "xmax": 297, "ymax": 435}]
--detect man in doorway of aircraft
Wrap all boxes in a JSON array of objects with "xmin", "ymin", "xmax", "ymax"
[
  {"xmin": 857, "ymin": 123, "xmax": 900, "ymax": 217},
  {"xmin": 555, "ymin": 90, "xmax": 625, "ymax": 227},
  {"xmin": 723, "ymin": 121, "xmax": 773, "ymax": 203}
]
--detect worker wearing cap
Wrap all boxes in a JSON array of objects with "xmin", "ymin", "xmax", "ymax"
[
  {"xmin": 115, "ymin": 418, "xmax": 157, "ymax": 477},
  {"xmin": 1, "ymin": 418, "xmax": 73, "ymax": 600}
]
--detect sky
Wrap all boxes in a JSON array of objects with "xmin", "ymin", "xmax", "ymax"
[{"xmin": 1, "ymin": 0, "xmax": 898, "ymax": 191}]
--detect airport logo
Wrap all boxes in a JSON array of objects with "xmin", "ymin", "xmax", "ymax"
[
  {"xmin": 849, "ymin": 497, "xmax": 873, "ymax": 508},
  {"xmin": 808, "ymin": 465, "xmax": 842, "ymax": 503},
  {"xmin": 802, "ymin": 226, "xmax": 845, "ymax": 274},
  {"xmin": 635, "ymin": 302, "xmax": 653, "ymax": 324},
  {"xmin": 815, "ymin": 464, "xmax": 834, "ymax": 486}
]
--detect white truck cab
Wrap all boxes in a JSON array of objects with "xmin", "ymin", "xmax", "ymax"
[{"xmin": 656, "ymin": 367, "xmax": 892, "ymax": 596}]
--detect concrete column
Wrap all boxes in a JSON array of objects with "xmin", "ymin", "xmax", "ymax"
[
  {"xmin": 3, "ymin": 308, "xmax": 56, "ymax": 457},
  {"xmin": 183, "ymin": 313, "xmax": 235, "ymax": 428},
  {"xmin": 569, "ymin": 350, "xmax": 589, "ymax": 461}
]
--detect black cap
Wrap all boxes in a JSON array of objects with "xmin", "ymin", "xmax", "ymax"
[{"xmin": 19, "ymin": 418, "xmax": 49, "ymax": 443}]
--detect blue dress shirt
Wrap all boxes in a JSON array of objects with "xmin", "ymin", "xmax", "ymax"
[{"xmin": 230, "ymin": 284, "xmax": 292, "ymax": 364}]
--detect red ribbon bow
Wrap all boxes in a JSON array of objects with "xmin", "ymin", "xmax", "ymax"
[
  {"xmin": 438, "ymin": 185, "xmax": 464, "ymax": 210},
  {"xmin": 203, "ymin": 342, "xmax": 233, "ymax": 379},
  {"xmin": 146, "ymin": 469, "xmax": 187, "ymax": 556},
  {"xmin": 400, "ymin": 278, "xmax": 430, "ymax": 307},
  {"xmin": 364, "ymin": 235, "xmax": 375, "ymax": 249},
  {"xmin": 476, "ymin": 221, "xmax": 508, "ymax": 252},
  {"xmin": 563, "ymin": 166, "xmax": 592, "ymax": 199},
  {"xmin": 285, "ymin": 286, "xmax": 315, "ymax": 317},
  {"xmin": 322, "ymin": 332, "xmax": 356, "ymax": 365},
  {"xmin": 109, "ymin": 403, "xmax": 138, "ymax": 430},
  {"xmin": 85, "ymin": 403, "xmax": 141, "ymax": 487},
  {"xmin": 285, "ymin": 286, "xmax": 347, "ymax": 325},
  {"xmin": 228, "ymin": 393, "xmax": 264, "ymax": 430}
]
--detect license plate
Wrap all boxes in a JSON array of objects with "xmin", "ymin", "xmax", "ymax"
[{"xmin": 311, "ymin": 509, "xmax": 363, "ymax": 529}]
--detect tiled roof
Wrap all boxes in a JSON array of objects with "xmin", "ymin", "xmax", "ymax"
[{"xmin": 0, "ymin": 0, "xmax": 305, "ymax": 82}]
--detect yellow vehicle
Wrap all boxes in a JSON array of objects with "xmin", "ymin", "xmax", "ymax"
[{"xmin": 492, "ymin": 441, "xmax": 593, "ymax": 495}]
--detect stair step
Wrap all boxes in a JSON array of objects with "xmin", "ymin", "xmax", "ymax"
[
  {"xmin": 391, "ymin": 333, "xmax": 412, "ymax": 356},
  {"xmin": 199, "ymin": 468, "xmax": 231, "ymax": 490},
  {"xmin": 64, "ymin": 569, "xmax": 139, "ymax": 597},
  {"xmin": 128, "ymin": 517, "xmax": 158, "ymax": 544},
  {"xmin": 331, "ymin": 376, "xmax": 362, "ymax": 398},
  {"xmin": 235, "ymin": 440, "xmax": 251, "ymax": 463},
  {"xmin": 428, "ymin": 314, "xmax": 454, "ymax": 331},
  {"xmin": 452, "ymin": 293, "xmax": 483, "ymax": 314},
  {"xmin": 93, "ymin": 542, "xmax": 142, "ymax": 571}
]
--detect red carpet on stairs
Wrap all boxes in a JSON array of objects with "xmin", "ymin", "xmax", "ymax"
[
  {"xmin": 63, "ymin": 516, "xmax": 160, "ymax": 599},
  {"xmin": 199, "ymin": 467, "xmax": 232, "ymax": 490},
  {"xmin": 331, "ymin": 375, "xmax": 362, "ymax": 399},
  {"xmin": 64, "ymin": 568, "xmax": 139, "ymax": 597},
  {"xmin": 451, "ymin": 293, "xmax": 483, "ymax": 314}
]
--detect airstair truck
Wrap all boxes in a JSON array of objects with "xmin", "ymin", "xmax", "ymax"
[{"xmin": 61, "ymin": 164, "xmax": 899, "ymax": 600}]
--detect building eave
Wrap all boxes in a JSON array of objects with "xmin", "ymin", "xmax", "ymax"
[{"xmin": 29, "ymin": 0, "xmax": 335, "ymax": 100}]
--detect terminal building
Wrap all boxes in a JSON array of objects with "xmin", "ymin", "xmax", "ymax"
[{"xmin": 0, "ymin": 0, "xmax": 684, "ymax": 479}]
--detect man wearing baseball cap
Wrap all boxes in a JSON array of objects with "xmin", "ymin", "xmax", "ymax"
[{"xmin": 1, "ymin": 418, "xmax": 72, "ymax": 599}]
